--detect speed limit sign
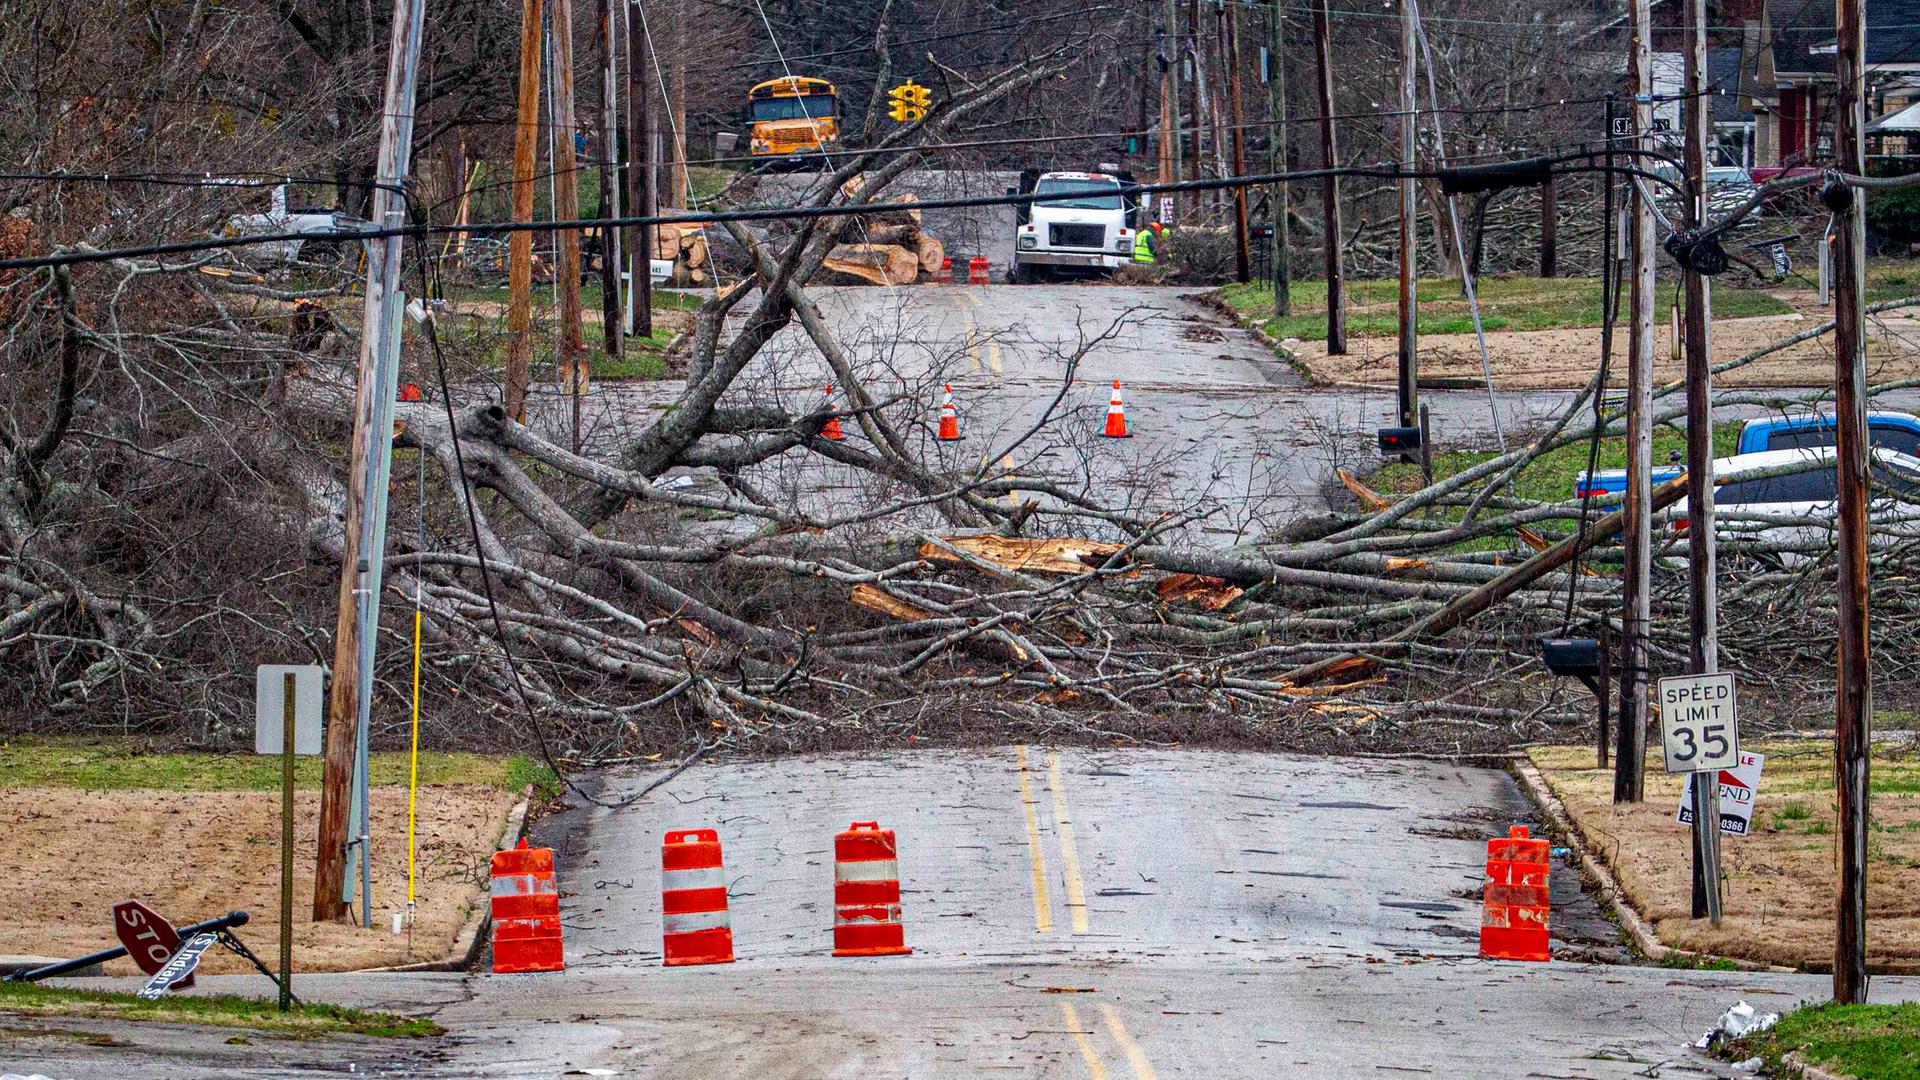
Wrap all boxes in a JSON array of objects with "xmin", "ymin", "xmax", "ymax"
[{"xmin": 1658, "ymin": 672, "xmax": 1739, "ymax": 774}]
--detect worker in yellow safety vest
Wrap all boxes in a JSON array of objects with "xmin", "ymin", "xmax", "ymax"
[{"xmin": 1134, "ymin": 221, "xmax": 1162, "ymax": 264}]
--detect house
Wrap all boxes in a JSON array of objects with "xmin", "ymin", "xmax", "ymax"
[{"xmin": 1699, "ymin": 0, "xmax": 1920, "ymax": 167}]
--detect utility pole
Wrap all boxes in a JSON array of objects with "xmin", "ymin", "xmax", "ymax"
[
  {"xmin": 1224, "ymin": 0, "xmax": 1252, "ymax": 282},
  {"xmin": 1540, "ymin": 175, "xmax": 1557, "ymax": 278},
  {"xmin": 505, "ymin": 0, "xmax": 546, "ymax": 421},
  {"xmin": 1188, "ymin": 0, "xmax": 1209, "ymax": 198},
  {"xmin": 1268, "ymin": 2, "xmax": 1291, "ymax": 317},
  {"xmin": 1682, "ymin": 0, "xmax": 1723, "ymax": 925},
  {"xmin": 1833, "ymin": 0, "xmax": 1871, "ymax": 1006},
  {"xmin": 1615, "ymin": 0, "xmax": 1656, "ymax": 804},
  {"xmin": 1395, "ymin": 0, "xmax": 1418, "ymax": 446},
  {"xmin": 1156, "ymin": 24, "xmax": 1175, "ymax": 189},
  {"xmin": 597, "ymin": 0, "xmax": 623, "ymax": 362},
  {"xmin": 626, "ymin": 0, "xmax": 654, "ymax": 338},
  {"xmin": 552, "ymin": 0, "xmax": 586, "ymax": 448},
  {"xmin": 317, "ymin": 0, "xmax": 427, "ymax": 924},
  {"xmin": 1312, "ymin": 0, "xmax": 1346, "ymax": 354},
  {"xmin": 1168, "ymin": 0, "xmax": 1186, "ymax": 222}
]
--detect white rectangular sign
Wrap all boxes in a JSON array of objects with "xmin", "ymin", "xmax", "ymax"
[
  {"xmin": 255, "ymin": 664, "xmax": 325, "ymax": 755},
  {"xmin": 1657, "ymin": 671, "xmax": 1739, "ymax": 774},
  {"xmin": 1676, "ymin": 750, "xmax": 1765, "ymax": 836}
]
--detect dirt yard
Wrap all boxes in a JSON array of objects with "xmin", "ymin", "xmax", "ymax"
[
  {"xmin": 1289, "ymin": 308, "xmax": 1920, "ymax": 389},
  {"xmin": 0, "ymin": 784, "xmax": 518, "ymax": 975},
  {"xmin": 1530, "ymin": 741, "xmax": 1920, "ymax": 971}
]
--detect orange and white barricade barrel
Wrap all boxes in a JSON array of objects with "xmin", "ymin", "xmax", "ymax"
[
  {"xmin": 968, "ymin": 257, "xmax": 990, "ymax": 285},
  {"xmin": 491, "ymin": 838, "xmax": 564, "ymax": 973},
  {"xmin": 832, "ymin": 821, "xmax": 911, "ymax": 957},
  {"xmin": 661, "ymin": 828, "xmax": 735, "ymax": 966},
  {"xmin": 1479, "ymin": 825, "xmax": 1550, "ymax": 962}
]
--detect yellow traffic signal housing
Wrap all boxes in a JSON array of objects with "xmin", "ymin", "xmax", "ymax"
[{"xmin": 886, "ymin": 81, "xmax": 930, "ymax": 123}]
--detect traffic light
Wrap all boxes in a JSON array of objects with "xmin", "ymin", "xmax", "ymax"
[{"xmin": 886, "ymin": 80, "xmax": 930, "ymax": 123}]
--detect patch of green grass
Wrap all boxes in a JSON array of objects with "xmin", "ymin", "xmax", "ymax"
[
  {"xmin": 0, "ymin": 738, "xmax": 551, "ymax": 793},
  {"xmin": 0, "ymin": 982, "xmax": 440, "ymax": 1039},
  {"xmin": 1727, "ymin": 1001, "xmax": 1920, "ymax": 1079},
  {"xmin": 1656, "ymin": 952, "xmax": 1740, "ymax": 971},
  {"xmin": 1371, "ymin": 422, "xmax": 1742, "ymax": 506},
  {"xmin": 1865, "ymin": 261, "xmax": 1920, "ymax": 304},
  {"xmin": 1773, "ymin": 801, "xmax": 1813, "ymax": 822},
  {"xmin": 1219, "ymin": 276, "xmax": 1793, "ymax": 342},
  {"xmin": 502, "ymin": 755, "xmax": 562, "ymax": 800}
]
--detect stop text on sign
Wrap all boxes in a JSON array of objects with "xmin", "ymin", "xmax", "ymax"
[{"xmin": 1657, "ymin": 671, "xmax": 1739, "ymax": 774}]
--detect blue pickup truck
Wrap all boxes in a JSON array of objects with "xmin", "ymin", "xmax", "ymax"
[{"xmin": 1573, "ymin": 411, "xmax": 1920, "ymax": 497}]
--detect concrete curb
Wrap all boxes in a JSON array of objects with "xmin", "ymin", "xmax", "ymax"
[
  {"xmin": 362, "ymin": 785, "xmax": 534, "ymax": 974},
  {"xmin": 1510, "ymin": 759, "xmax": 1790, "ymax": 973},
  {"xmin": 1783, "ymin": 1051, "xmax": 1857, "ymax": 1080}
]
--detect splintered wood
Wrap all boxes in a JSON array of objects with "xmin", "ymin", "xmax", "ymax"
[{"xmin": 917, "ymin": 535, "xmax": 1126, "ymax": 576}]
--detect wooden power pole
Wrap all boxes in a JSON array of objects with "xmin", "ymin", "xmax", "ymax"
[
  {"xmin": 1157, "ymin": 24, "xmax": 1175, "ymax": 189},
  {"xmin": 1395, "ymin": 0, "xmax": 1418, "ymax": 442},
  {"xmin": 1833, "ymin": 0, "xmax": 1872, "ymax": 1006},
  {"xmin": 1168, "ymin": 0, "xmax": 1185, "ymax": 222},
  {"xmin": 505, "ymin": 0, "xmax": 546, "ymax": 421},
  {"xmin": 597, "ymin": 0, "xmax": 623, "ymax": 362},
  {"xmin": 1224, "ymin": 0, "xmax": 1252, "ymax": 283},
  {"xmin": 1224, "ymin": 3, "xmax": 1252, "ymax": 281},
  {"xmin": 1268, "ymin": 2, "xmax": 1291, "ymax": 318},
  {"xmin": 1615, "ymin": 0, "xmax": 1656, "ymax": 804},
  {"xmin": 316, "ymin": 0, "xmax": 428, "ymax": 923},
  {"xmin": 1540, "ymin": 175, "xmax": 1557, "ymax": 278},
  {"xmin": 1311, "ymin": 0, "xmax": 1346, "ymax": 354},
  {"xmin": 552, "ymin": 0, "xmax": 586, "ymax": 430},
  {"xmin": 626, "ymin": 0, "xmax": 654, "ymax": 339},
  {"xmin": 1681, "ymin": 0, "xmax": 1724, "ymax": 924}
]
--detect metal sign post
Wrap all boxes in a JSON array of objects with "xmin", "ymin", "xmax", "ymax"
[
  {"xmin": 1659, "ymin": 672, "xmax": 1736, "ymax": 925},
  {"xmin": 257, "ymin": 665, "xmax": 323, "ymax": 1009}
]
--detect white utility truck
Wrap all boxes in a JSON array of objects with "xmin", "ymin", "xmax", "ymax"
[{"xmin": 1009, "ymin": 167, "xmax": 1144, "ymax": 283}]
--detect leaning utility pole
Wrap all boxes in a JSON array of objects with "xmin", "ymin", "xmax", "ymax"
[
  {"xmin": 1224, "ymin": 0, "xmax": 1252, "ymax": 282},
  {"xmin": 317, "ymin": 0, "xmax": 427, "ymax": 924},
  {"xmin": 1615, "ymin": 0, "xmax": 1656, "ymax": 804},
  {"xmin": 1681, "ymin": 0, "xmax": 1723, "ymax": 924},
  {"xmin": 1311, "ymin": 0, "xmax": 1346, "ymax": 354},
  {"xmin": 551, "ymin": 0, "xmax": 586, "ymax": 431},
  {"xmin": 1832, "ymin": 0, "xmax": 1872, "ymax": 1006},
  {"xmin": 505, "ymin": 0, "xmax": 546, "ymax": 421},
  {"xmin": 1395, "ymin": 0, "xmax": 1418, "ymax": 445},
  {"xmin": 1268, "ymin": 2, "xmax": 1291, "ymax": 317},
  {"xmin": 625, "ymin": 0, "xmax": 654, "ymax": 338},
  {"xmin": 597, "ymin": 0, "xmax": 623, "ymax": 362}
]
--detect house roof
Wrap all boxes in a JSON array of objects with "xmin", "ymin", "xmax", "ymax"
[
  {"xmin": 1867, "ymin": 97, "xmax": 1920, "ymax": 129},
  {"xmin": 1708, "ymin": 47, "xmax": 1753, "ymax": 122},
  {"xmin": 1771, "ymin": 0, "xmax": 1920, "ymax": 77}
]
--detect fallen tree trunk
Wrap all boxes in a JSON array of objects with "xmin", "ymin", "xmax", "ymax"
[{"xmin": 823, "ymin": 243, "xmax": 919, "ymax": 285}]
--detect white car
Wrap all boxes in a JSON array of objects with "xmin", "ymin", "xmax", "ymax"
[
  {"xmin": 1673, "ymin": 446, "xmax": 1920, "ymax": 566},
  {"xmin": 223, "ymin": 184, "xmax": 374, "ymax": 265}
]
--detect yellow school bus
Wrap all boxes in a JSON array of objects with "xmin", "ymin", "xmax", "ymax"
[{"xmin": 746, "ymin": 76, "xmax": 839, "ymax": 167}]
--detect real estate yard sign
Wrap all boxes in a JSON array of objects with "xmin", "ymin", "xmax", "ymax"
[{"xmin": 1676, "ymin": 750, "xmax": 1766, "ymax": 836}]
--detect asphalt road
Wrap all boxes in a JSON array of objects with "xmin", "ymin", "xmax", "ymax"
[
  {"xmin": 24, "ymin": 749, "xmax": 1919, "ymax": 1078},
  {"xmin": 439, "ymin": 750, "xmax": 1913, "ymax": 1077}
]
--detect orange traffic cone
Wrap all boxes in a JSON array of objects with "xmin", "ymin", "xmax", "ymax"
[
  {"xmin": 820, "ymin": 384, "xmax": 845, "ymax": 441},
  {"xmin": 1101, "ymin": 379, "xmax": 1131, "ymax": 439},
  {"xmin": 936, "ymin": 384, "xmax": 962, "ymax": 441}
]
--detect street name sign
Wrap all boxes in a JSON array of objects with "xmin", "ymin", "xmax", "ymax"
[
  {"xmin": 136, "ymin": 932, "xmax": 217, "ymax": 999},
  {"xmin": 1658, "ymin": 671, "xmax": 1739, "ymax": 774}
]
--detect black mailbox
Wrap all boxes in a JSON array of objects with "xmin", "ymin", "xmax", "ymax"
[
  {"xmin": 1539, "ymin": 636, "xmax": 1603, "ymax": 677},
  {"xmin": 1377, "ymin": 426, "xmax": 1421, "ymax": 454}
]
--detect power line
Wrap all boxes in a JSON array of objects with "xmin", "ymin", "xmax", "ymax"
[{"xmin": 0, "ymin": 152, "xmax": 1692, "ymax": 273}]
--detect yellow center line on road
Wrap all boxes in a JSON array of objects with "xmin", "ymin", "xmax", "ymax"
[
  {"xmin": 1060, "ymin": 1001, "xmax": 1108, "ymax": 1080},
  {"xmin": 1002, "ymin": 453, "xmax": 1019, "ymax": 507},
  {"xmin": 1045, "ymin": 750, "xmax": 1091, "ymax": 934},
  {"xmin": 1016, "ymin": 745, "xmax": 1054, "ymax": 933},
  {"xmin": 966, "ymin": 320, "xmax": 983, "ymax": 373},
  {"xmin": 1099, "ymin": 1004, "xmax": 1160, "ymax": 1080},
  {"xmin": 987, "ymin": 336, "xmax": 1004, "ymax": 374}
]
